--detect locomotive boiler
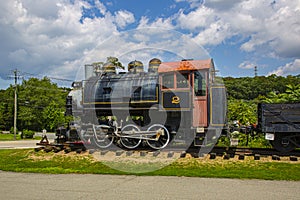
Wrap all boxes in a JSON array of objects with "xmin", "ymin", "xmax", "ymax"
[{"xmin": 66, "ymin": 58, "xmax": 227, "ymax": 150}]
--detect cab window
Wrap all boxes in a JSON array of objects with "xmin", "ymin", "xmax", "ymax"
[
  {"xmin": 176, "ymin": 73, "xmax": 189, "ymax": 88},
  {"xmin": 162, "ymin": 73, "xmax": 174, "ymax": 89},
  {"xmin": 194, "ymin": 71, "xmax": 206, "ymax": 96}
]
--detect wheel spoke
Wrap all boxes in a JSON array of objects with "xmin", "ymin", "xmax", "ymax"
[
  {"xmin": 92, "ymin": 125, "xmax": 114, "ymax": 148},
  {"xmin": 120, "ymin": 124, "xmax": 142, "ymax": 149},
  {"xmin": 146, "ymin": 124, "xmax": 170, "ymax": 150}
]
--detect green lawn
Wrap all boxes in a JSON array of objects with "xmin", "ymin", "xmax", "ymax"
[
  {"xmin": 0, "ymin": 134, "xmax": 41, "ymax": 141},
  {"xmin": 0, "ymin": 134, "xmax": 22, "ymax": 141},
  {"xmin": 0, "ymin": 149, "xmax": 299, "ymax": 181}
]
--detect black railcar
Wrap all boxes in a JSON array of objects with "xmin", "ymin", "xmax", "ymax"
[{"xmin": 257, "ymin": 103, "xmax": 300, "ymax": 152}]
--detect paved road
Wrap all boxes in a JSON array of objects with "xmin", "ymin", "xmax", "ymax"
[
  {"xmin": 0, "ymin": 171, "xmax": 299, "ymax": 200},
  {"xmin": 0, "ymin": 133, "xmax": 55, "ymax": 149},
  {"xmin": 0, "ymin": 140, "xmax": 41, "ymax": 149}
]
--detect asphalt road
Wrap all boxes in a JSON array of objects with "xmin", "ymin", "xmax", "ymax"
[
  {"xmin": 0, "ymin": 140, "xmax": 41, "ymax": 149},
  {"xmin": 0, "ymin": 171, "xmax": 299, "ymax": 200},
  {"xmin": 0, "ymin": 133, "xmax": 55, "ymax": 149}
]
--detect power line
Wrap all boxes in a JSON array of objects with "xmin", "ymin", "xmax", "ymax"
[
  {"xmin": 4, "ymin": 69, "xmax": 74, "ymax": 90},
  {"xmin": 22, "ymin": 71, "xmax": 74, "ymax": 82}
]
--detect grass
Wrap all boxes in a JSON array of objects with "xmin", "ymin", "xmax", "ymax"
[
  {"xmin": 0, "ymin": 134, "xmax": 22, "ymax": 141},
  {"xmin": 0, "ymin": 149, "xmax": 299, "ymax": 180},
  {"xmin": 0, "ymin": 134, "xmax": 41, "ymax": 141}
]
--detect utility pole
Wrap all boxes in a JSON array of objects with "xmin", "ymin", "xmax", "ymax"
[{"xmin": 13, "ymin": 69, "xmax": 18, "ymax": 140}]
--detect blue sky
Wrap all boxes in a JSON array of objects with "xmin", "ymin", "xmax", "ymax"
[{"xmin": 0, "ymin": 0, "xmax": 299, "ymax": 89}]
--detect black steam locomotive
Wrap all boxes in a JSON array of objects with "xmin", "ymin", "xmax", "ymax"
[
  {"xmin": 64, "ymin": 58, "xmax": 226, "ymax": 151},
  {"xmin": 61, "ymin": 57, "xmax": 300, "ymax": 153}
]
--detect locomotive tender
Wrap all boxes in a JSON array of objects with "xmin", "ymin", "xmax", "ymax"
[{"xmin": 66, "ymin": 58, "xmax": 227, "ymax": 150}]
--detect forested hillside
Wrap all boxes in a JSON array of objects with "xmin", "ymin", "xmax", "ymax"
[{"xmin": 224, "ymin": 74, "xmax": 300, "ymax": 100}]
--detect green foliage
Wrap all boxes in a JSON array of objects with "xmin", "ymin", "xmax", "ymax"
[
  {"xmin": 21, "ymin": 129, "xmax": 35, "ymax": 139},
  {"xmin": 224, "ymin": 75, "xmax": 300, "ymax": 100},
  {"xmin": 106, "ymin": 56, "xmax": 125, "ymax": 69},
  {"xmin": 0, "ymin": 88, "xmax": 14, "ymax": 130},
  {"xmin": 0, "ymin": 77, "xmax": 70, "ymax": 132},
  {"xmin": 261, "ymin": 84, "xmax": 300, "ymax": 103},
  {"xmin": 227, "ymin": 99, "xmax": 257, "ymax": 124},
  {"xmin": 9, "ymin": 127, "xmax": 18, "ymax": 134},
  {"xmin": 42, "ymin": 101, "xmax": 66, "ymax": 131}
]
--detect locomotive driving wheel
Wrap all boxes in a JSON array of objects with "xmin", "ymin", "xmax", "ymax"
[
  {"xmin": 146, "ymin": 124, "xmax": 170, "ymax": 150},
  {"xmin": 120, "ymin": 124, "xmax": 142, "ymax": 149},
  {"xmin": 271, "ymin": 133, "xmax": 296, "ymax": 153},
  {"xmin": 92, "ymin": 125, "xmax": 114, "ymax": 148}
]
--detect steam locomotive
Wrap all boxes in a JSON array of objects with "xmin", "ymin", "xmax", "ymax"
[
  {"xmin": 62, "ymin": 57, "xmax": 300, "ymax": 153},
  {"xmin": 64, "ymin": 58, "xmax": 226, "ymax": 151}
]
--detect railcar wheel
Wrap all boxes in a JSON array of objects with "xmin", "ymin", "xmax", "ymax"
[
  {"xmin": 271, "ymin": 133, "xmax": 296, "ymax": 153},
  {"xmin": 120, "ymin": 124, "xmax": 142, "ymax": 149},
  {"xmin": 146, "ymin": 124, "xmax": 170, "ymax": 150},
  {"xmin": 92, "ymin": 125, "xmax": 114, "ymax": 148}
]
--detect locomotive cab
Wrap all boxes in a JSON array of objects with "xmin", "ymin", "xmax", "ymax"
[{"xmin": 158, "ymin": 59, "xmax": 226, "ymax": 146}]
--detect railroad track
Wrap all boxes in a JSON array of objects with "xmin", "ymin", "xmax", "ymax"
[
  {"xmin": 87, "ymin": 146, "xmax": 300, "ymax": 161},
  {"xmin": 35, "ymin": 142, "xmax": 300, "ymax": 162},
  {"xmin": 186, "ymin": 146, "xmax": 300, "ymax": 161}
]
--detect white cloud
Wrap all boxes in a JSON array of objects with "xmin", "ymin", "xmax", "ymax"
[
  {"xmin": 268, "ymin": 59, "xmax": 300, "ymax": 76},
  {"xmin": 177, "ymin": 6, "xmax": 215, "ymax": 30},
  {"xmin": 176, "ymin": 0, "xmax": 300, "ymax": 58},
  {"xmin": 0, "ymin": 0, "xmax": 119, "ymax": 81},
  {"xmin": 137, "ymin": 16, "xmax": 174, "ymax": 30},
  {"xmin": 238, "ymin": 61, "xmax": 256, "ymax": 69},
  {"xmin": 175, "ymin": 0, "xmax": 205, "ymax": 8},
  {"xmin": 114, "ymin": 10, "xmax": 135, "ymax": 29},
  {"xmin": 21, "ymin": 0, "xmax": 60, "ymax": 19},
  {"xmin": 193, "ymin": 20, "xmax": 231, "ymax": 46}
]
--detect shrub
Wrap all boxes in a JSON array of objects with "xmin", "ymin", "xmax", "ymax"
[
  {"xmin": 22, "ymin": 129, "xmax": 35, "ymax": 139},
  {"xmin": 10, "ymin": 127, "xmax": 18, "ymax": 134}
]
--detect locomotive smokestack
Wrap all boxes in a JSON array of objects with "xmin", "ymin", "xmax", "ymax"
[{"xmin": 84, "ymin": 64, "xmax": 96, "ymax": 80}]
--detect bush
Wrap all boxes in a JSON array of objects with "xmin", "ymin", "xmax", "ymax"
[
  {"xmin": 10, "ymin": 127, "xmax": 18, "ymax": 134},
  {"xmin": 21, "ymin": 129, "xmax": 35, "ymax": 139}
]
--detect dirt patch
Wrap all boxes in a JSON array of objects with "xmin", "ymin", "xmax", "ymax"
[
  {"xmin": 27, "ymin": 150, "xmax": 93, "ymax": 162},
  {"xmin": 28, "ymin": 149, "xmax": 300, "ymax": 165},
  {"xmin": 92, "ymin": 150, "xmax": 181, "ymax": 164}
]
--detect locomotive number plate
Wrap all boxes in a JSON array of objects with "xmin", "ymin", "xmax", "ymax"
[{"xmin": 162, "ymin": 91, "xmax": 190, "ymax": 109}]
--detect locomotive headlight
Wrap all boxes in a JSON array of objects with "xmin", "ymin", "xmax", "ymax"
[{"xmin": 71, "ymin": 81, "xmax": 82, "ymax": 88}]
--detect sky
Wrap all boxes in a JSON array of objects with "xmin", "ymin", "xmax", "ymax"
[{"xmin": 0, "ymin": 0, "xmax": 300, "ymax": 89}]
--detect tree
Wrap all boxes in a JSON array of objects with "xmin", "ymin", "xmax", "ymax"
[
  {"xmin": 16, "ymin": 77, "xmax": 69, "ymax": 131},
  {"xmin": 42, "ymin": 101, "xmax": 65, "ymax": 131},
  {"xmin": 262, "ymin": 84, "xmax": 300, "ymax": 103},
  {"xmin": 0, "ymin": 88, "xmax": 14, "ymax": 130},
  {"xmin": 227, "ymin": 99, "xmax": 257, "ymax": 125},
  {"xmin": 223, "ymin": 75, "xmax": 300, "ymax": 100}
]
